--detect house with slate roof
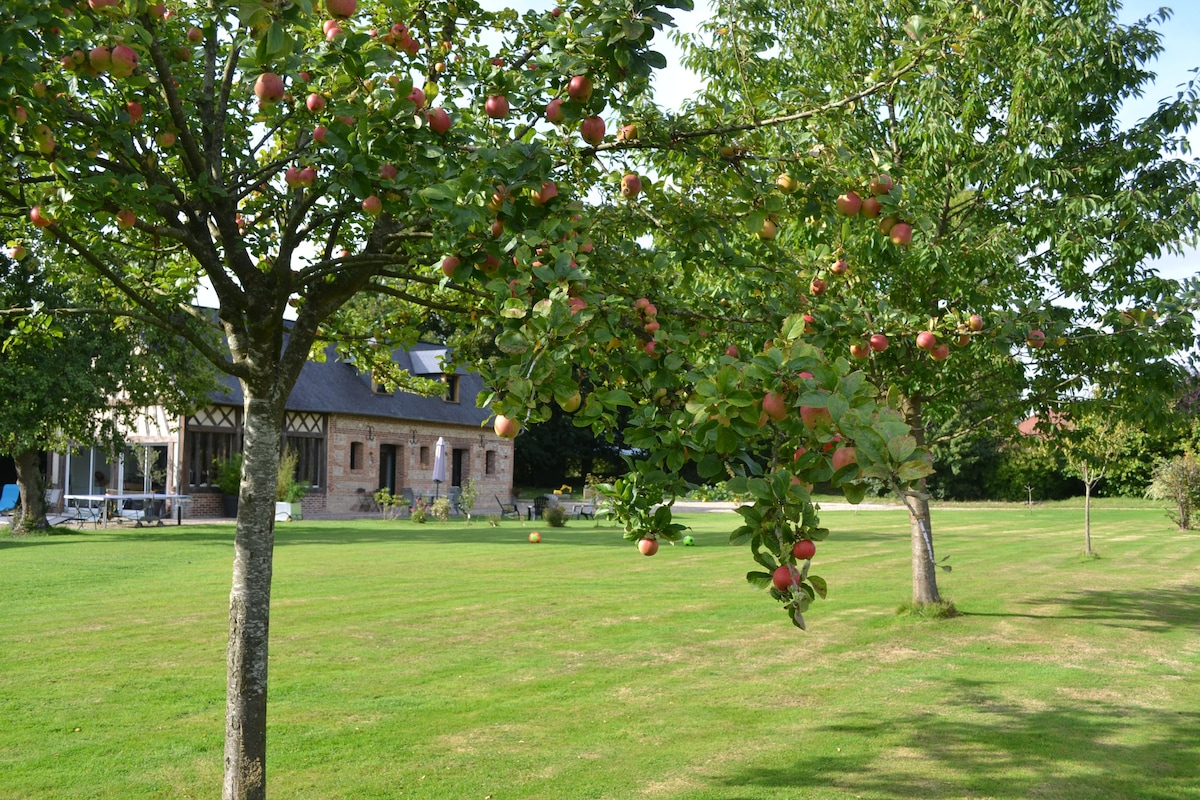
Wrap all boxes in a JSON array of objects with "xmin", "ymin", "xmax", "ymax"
[{"xmin": 45, "ymin": 343, "xmax": 515, "ymax": 519}]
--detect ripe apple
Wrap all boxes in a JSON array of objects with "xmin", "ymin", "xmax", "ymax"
[
  {"xmin": 568, "ymin": 297, "xmax": 587, "ymax": 315},
  {"xmin": 378, "ymin": 163, "xmax": 398, "ymax": 181},
  {"xmin": 861, "ymin": 196, "xmax": 882, "ymax": 218},
  {"xmin": 869, "ymin": 333, "xmax": 889, "ymax": 352},
  {"xmin": 306, "ymin": 93, "xmax": 326, "ymax": 113},
  {"xmin": 494, "ymin": 415, "xmax": 520, "ymax": 438},
  {"xmin": 110, "ymin": 45, "xmax": 139, "ymax": 78},
  {"xmin": 869, "ymin": 173, "xmax": 893, "ymax": 195},
  {"xmin": 878, "ymin": 216, "xmax": 899, "ymax": 235},
  {"xmin": 1027, "ymin": 329, "xmax": 1046, "ymax": 348},
  {"xmin": 485, "ymin": 94, "xmax": 510, "ymax": 119},
  {"xmin": 187, "ymin": 26, "xmax": 203, "ymax": 43},
  {"xmin": 560, "ymin": 391, "xmax": 582, "ymax": 412},
  {"xmin": 529, "ymin": 531, "xmax": 541, "ymax": 543},
  {"xmin": 407, "ymin": 87, "xmax": 426, "ymax": 109},
  {"xmin": 116, "ymin": 209, "xmax": 136, "ymax": 228},
  {"xmin": 968, "ymin": 313, "xmax": 984, "ymax": 332},
  {"xmin": 312, "ymin": 125, "xmax": 328, "ymax": 143},
  {"xmin": 849, "ymin": 342, "xmax": 870, "ymax": 359},
  {"xmin": 830, "ymin": 258, "xmax": 848, "ymax": 276},
  {"xmin": 29, "ymin": 206, "xmax": 53, "ymax": 228},
  {"xmin": 836, "ymin": 191, "xmax": 862, "ymax": 216},
  {"xmin": 643, "ymin": 340, "xmax": 658, "ymax": 357},
  {"xmin": 762, "ymin": 391, "xmax": 788, "ymax": 422},
  {"xmin": 157, "ymin": 129, "xmax": 177, "ymax": 147},
  {"xmin": 810, "ymin": 278, "xmax": 827, "ymax": 296},
  {"xmin": 567, "ymin": 74, "xmax": 593, "ymax": 103},
  {"xmin": 325, "ymin": 0, "xmax": 357, "ymax": 18},
  {"xmin": 916, "ymin": 331, "xmax": 938, "ymax": 351},
  {"xmin": 9, "ymin": 244, "xmax": 28, "ymax": 260},
  {"xmin": 125, "ymin": 101, "xmax": 143, "ymax": 124},
  {"xmin": 254, "ymin": 72, "xmax": 285, "ymax": 104},
  {"xmin": 772, "ymin": 564, "xmax": 800, "ymax": 592},
  {"xmin": 725, "ymin": 345, "xmax": 739, "ymax": 358},
  {"xmin": 440, "ymin": 255, "xmax": 460, "ymax": 278},
  {"xmin": 792, "ymin": 539, "xmax": 816, "ymax": 560},
  {"xmin": 425, "ymin": 107, "xmax": 452, "ymax": 135},
  {"xmin": 579, "ymin": 115, "xmax": 605, "ymax": 145},
  {"xmin": 831, "ymin": 446, "xmax": 857, "ymax": 472},
  {"xmin": 644, "ymin": 320, "xmax": 660, "ymax": 333},
  {"xmin": 617, "ymin": 123, "xmax": 639, "ymax": 141},
  {"xmin": 800, "ymin": 405, "xmax": 832, "ymax": 429},
  {"xmin": 89, "ymin": 45, "xmax": 112, "ymax": 72},
  {"xmin": 758, "ymin": 219, "xmax": 778, "ymax": 240},
  {"xmin": 638, "ymin": 537, "xmax": 659, "ymax": 556},
  {"xmin": 545, "ymin": 97, "xmax": 565, "ymax": 124},
  {"xmin": 889, "ymin": 222, "xmax": 913, "ymax": 246},
  {"xmin": 362, "ymin": 195, "xmax": 383, "ymax": 215},
  {"xmin": 642, "ymin": 302, "xmax": 658, "ymax": 318},
  {"xmin": 620, "ymin": 173, "xmax": 642, "ymax": 198},
  {"xmin": 776, "ymin": 173, "xmax": 800, "ymax": 194},
  {"xmin": 930, "ymin": 344, "xmax": 950, "ymax": 361}
]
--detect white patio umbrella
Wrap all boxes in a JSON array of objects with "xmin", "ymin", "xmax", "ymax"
[{"xmin": 431, "ymin": 437, "xmax": 448, "ymax": 498}]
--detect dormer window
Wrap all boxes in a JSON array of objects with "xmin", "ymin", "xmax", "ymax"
[
  {"xmin": 443, "ymin": 373, "xmax": 460, "ymax": 403},
  {"xmin": 371, "ymin": 370, "xmax": 390, "ymax": 395}
]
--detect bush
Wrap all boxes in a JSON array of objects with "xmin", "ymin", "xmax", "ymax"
[
  {"xmin": 1146, "ymin": 453, "xmax": 1200, "ymax": 529},
  {"xmin": 213, "ymin": 454, "xmax": 242, "ymax": 496},
  {"xmin": 544, "ymin": 505, "xmax": 568, "ymax": 527},
  {"xmin": 431, "ymin": 497, "xmax": 452, "ymax": 522},
  {"xmin": 276, "ymin": 449, "xmax": 309, "ymax": 503}
]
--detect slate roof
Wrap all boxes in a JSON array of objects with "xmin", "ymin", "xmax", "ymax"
[{"xmin": 209, "ymin": 343, "xmax": 491, "ymax": 427}]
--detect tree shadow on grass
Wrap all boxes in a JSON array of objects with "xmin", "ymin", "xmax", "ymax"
[
  {"xmin": 1025, "ymin": 586, "xmax": 1200, "ymax": 633},
  {"xmin": 714, "ymin": 677, "xmax": 1200, "ymax": 800}
]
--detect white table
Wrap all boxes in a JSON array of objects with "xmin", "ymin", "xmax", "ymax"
[{"xmin": 64, "ymin": 493, "xmax": 191, "ymax": 527}]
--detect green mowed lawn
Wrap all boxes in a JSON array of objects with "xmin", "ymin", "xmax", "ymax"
[{"xmin": 2, "ymin": 506, "xmax": 1198, "ymax": 799}]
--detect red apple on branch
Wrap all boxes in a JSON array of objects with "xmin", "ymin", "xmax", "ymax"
[
  {"xmin": 889, "ymin": 222, "xmax": 913, "ymax": 246},
  {"xmin": 579, "ymin": 115, "xmax": 605, "ymax": 145},
  {"xmin": 567, "ymin": 75, "xmax": 593, "ymax": 103},
  {"xmin": 861, "ymin": 196, "xmax": 882, "ymax": 218},
  {"xmin": 792, "ymin": 540, "xmax": 816, "ymax": 560},
  {"xmin": 869, "ymin": 333, "xmax": 889, "ymax": 352},
  {"xmin": 916, "ymin": 331, "xmax": 938, "ymax": 351},
  {"xmin": 255, "ymin": 72, "xmax": 285, "ymax": 104},
  {"xmin": 494, "ymin": 415, "xmax": 520, "ymax": 438},
  {"xmin": 485, "ymin": 94, "xmax": 510, "ymax": 119},
  {"xmin": 426, "ymin": 108, "xmax": 451, "ymax": 134},
  {"xmin": 869, "ymin": 173, "xmax": 894, "ymax": 195},
  {"xmin": 545, "ymin": 97, "xmax": 565, "ymax": 124},
  {"xmin": 831, "ymin": 446, "xmax": 857, "ymax": 472},
  {"xmin": 762, "ymin": 391, "xmax": 788, "ymax": 422},
  {"xmin": 325, "ymin": 0, "xmax": 357, "ymax": 18},
  {"xmin": 440, "ymin": 255, "xmax": 460, "ymax": 278},
  {"xmin": 800, "ymin": 405, "xmax": 832, "ymax": 429},
  {"xmin": 620, "ymin": 173, "xmax": 642, "ymax": 198},
  {"xmin": 362, "ymin": 195, "xmax": 383, "ymax": 215},
  {"xmin": 836, "ymin": 191, "xmax": 862, "ymax": 216},
  {"xmin": 1027, "ymin": 329, "xmax": 1046, "ymax": 348},
  {"xmin": 772, "ymin": 564, "xmax": 801, "ymax": 592},
  {"xmin": 849, "ymin": 342, "xmax": 869, "ymax": 359},
  {"xmin": 968, "ymin": 314, "xmax": 984, "ymax": 332},
  {"xmin": 638, "ymin": 537, "xmax": 659, "ymax": 556}
]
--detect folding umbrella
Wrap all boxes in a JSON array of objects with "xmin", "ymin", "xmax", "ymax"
[{"xmin": 431, "ymin": 437, "xmax": 447, "ymax": 498}]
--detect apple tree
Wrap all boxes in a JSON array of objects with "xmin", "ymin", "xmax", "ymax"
[
  {"xmin": 658, "ymin": 0, "xmax": 1200, "ymax": 604},
  {"xmin": 0, "ymin": 0, "xmax": 967, "ymax": 797}
]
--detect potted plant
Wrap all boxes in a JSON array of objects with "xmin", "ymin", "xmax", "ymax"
[
  {"xmin": 275, "ymin": 449, "xmax": 308, "ymax": 521},
  {"xmin": 214, "ymin": 453, "xmax": 243, "ymax": 517}
]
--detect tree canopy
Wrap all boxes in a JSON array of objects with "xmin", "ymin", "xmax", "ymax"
[{"xmin": 2, "ymin": 1, "xmax": 1197, "ymax": 797}]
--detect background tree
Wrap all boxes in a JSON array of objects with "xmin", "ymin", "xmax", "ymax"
[
  {"xmin": 1055, "ymin": 412, "xmax": 1137, "ymax": 555},
  {"xmin": 0, "ymin": 242, "xmax": 212, "ymax": 531},
  {"xmin": 1147, "ymin": 451, "xmax": 1200, "ymax": 529},
  {"xmin": 0, "ymin": 1, "xmax": 939, "ymax": 796},
  {"xmin": 669, "ymin": 0, "xmax": 1200, "ymax": 604}
]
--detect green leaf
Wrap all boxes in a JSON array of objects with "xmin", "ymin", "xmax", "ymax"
[
  {"xmin": 887, "ymin": 434, "xmax": 917, "ymax": 463},
  {"xmin": 808, "ymin": 575, "xmax": 828, "ymax": 600},
  {"xmin": 746, "ymin": 570, "xmax": 773, "ymax": 589}
]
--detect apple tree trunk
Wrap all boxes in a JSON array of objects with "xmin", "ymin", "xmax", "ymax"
[
  {"xmin": 900, "ymin": 395, "xmax": 942, "ymax": 606},
  {"xmin": 1084, "ymin": 477, "xmax": 1093, "ymax": 556},
  {"xmin": 223, "ymin": 393, "xmax": 286, "ymax": 800}
]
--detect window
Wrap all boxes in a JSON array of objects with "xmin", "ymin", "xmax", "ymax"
[
  {"xmin": 371, "ymin": 370, "xmax": 391, "ymax": 394},
  {"xmin": 419, "ymin": 445, "xmax": 430, "ymax": 467},
  {"xmin": 350, "ymin": 441, "xmax": 364, "ymax": 471},
  {"xmin": 443, "ymin": 373, "xmax": 460, "ymax": 403},
  {"xmin": 283, "ymin": 412, "xmax": 326, "ymax": 489},
  {"xmin": 485, "ymin": 449, "xmax": 496, "ymax": 475}
]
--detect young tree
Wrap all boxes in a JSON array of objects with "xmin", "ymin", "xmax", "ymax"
[
  {"xmin": 0, "ymin": 243, "xmax": 211, "ymax": 531},
  {"xmin": 1147, "ymin": 452, "xmax": 1200, "ymax": 529},
  {"xmin": 0, "ymin": 2, "xmax": 939, "ymax": 796},
  {"xmin": 670, "ymin": 0, "xmax": 1200, "ymax": 603},
  {"xmin": 1056, "ymin": 413, "xmax": 1136, "ymax": 555}
]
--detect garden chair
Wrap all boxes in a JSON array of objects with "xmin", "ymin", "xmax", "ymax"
[
  {"xmin": 571, "ymin": 501, "xmax": 595, "ymax": 520},
  {"xmin": 495, "ymin": 495, "xmax": 520, "ymax": 520},
  {"xmin": 529, "ymin": 495, "xmax": 549, "ymax": 521},
  {"xmin": 0, "ymin": 484, "xmax": 17, "ymax": 517},
  {"xmin": 447, "ymin": 486, "xmax": 462, "ymax": 516}
]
